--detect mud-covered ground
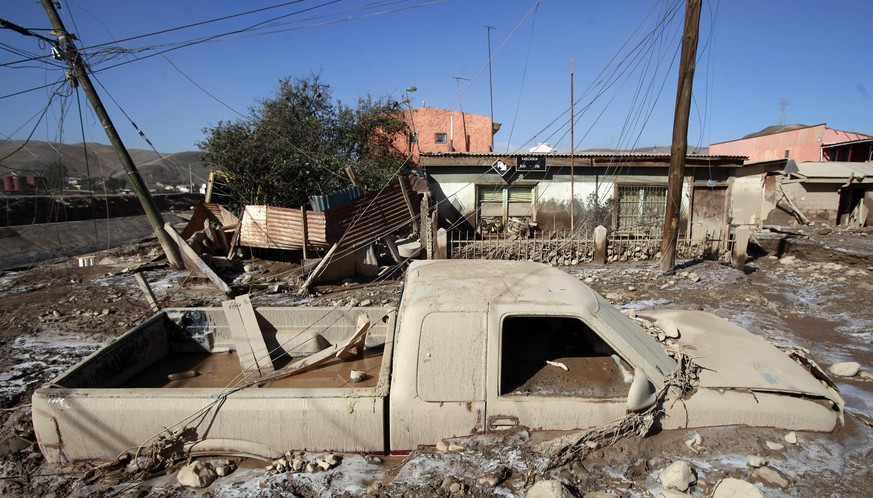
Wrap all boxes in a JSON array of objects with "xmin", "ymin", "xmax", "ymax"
[{"xmin": 0, "ymin": 225, "xmax": 871, "ymax": 497}]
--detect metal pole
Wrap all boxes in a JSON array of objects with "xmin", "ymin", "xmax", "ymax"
[
  {"xmin": 570, "ymin": 59, "xmax": 575, "ymax": 232},
  {"xmin": 485, "ymin": 25, "xmax": 495, "ymax": 148},
  {"xmin": 659, "ymin": 0, "xmax": 701, "ymax": 272},
  {"xmin": 39, "ymin": 0, "xmax": 183, "ymax": 269}
]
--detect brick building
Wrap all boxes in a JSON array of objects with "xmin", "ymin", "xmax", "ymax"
[
  {"xmin": 394, "ymin": 107, "xmax": 500, "ymax": 162},
  {"xmin": 710, "ymin": 123, "xmax": 870, "ymax": 163}
]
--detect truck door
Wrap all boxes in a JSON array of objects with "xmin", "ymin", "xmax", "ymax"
[
  {"xmin": 485, "ymin": 312, "xmax": 632, "ymax": 432},
  {"xmin": 389, "ymin": 312, "xmax": 487, "ymax": 451}
]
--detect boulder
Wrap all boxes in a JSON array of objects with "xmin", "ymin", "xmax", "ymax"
[
  {"xmin": 177, "ymin": 461, "xmax": 217, "ymax": 488},
  {"xmin": 526, "ymin": 480, "xmax": 573, "ymax": 498},
  {"xmin": 659, "ymin": 461, "xmax": 696, "ymax": 491},
  {"xmin": 746, "ymin": 455, "xmax": 767, "ymax": 468},
  {"xmin": 711, "ymin": 478, "xmax": 764, "ymax": 498},
  {"xmin": 784, "ymin": 431, "xmax": 798, "ymax": 445},
  {"xmin": 828, "ymin": 362, "xmax": 861, "ymax": 378}
]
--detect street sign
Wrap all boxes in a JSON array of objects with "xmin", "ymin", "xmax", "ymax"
[
  {"xmin": 516, "ymin": 156, "xmax": 547, "ymax": 172},
  {"xmin": 491, "ymin": 159, "xmax": 511, "ymax": 177}
]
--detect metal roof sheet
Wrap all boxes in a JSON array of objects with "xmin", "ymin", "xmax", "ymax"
[{"xmin": 791, "ymin": 162, "xmax": 873, "ymax": 182}]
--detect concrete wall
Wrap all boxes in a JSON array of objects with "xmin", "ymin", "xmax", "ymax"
[
  {"xmin": 730, "ymin": 174, "xmax": 766, "ymax": 226},
  {"xmin": 395, "ymin": 107, "xmax": 494, "ymax": 161},
  {"xmin": 780, "ymin": 182, "xmax": 840, "ymax": 223},
  {"xmin": 429, "ymin": 169, "xmax": 691, "ymax": 233},
  {"xmin": 711, "ymin": 124, "xmax": 870, "ymax": 163}
]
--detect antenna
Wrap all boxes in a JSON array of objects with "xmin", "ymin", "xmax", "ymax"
[{"xmin": 452, "ymin": 76, "xmax": 471, "ymax": 152}]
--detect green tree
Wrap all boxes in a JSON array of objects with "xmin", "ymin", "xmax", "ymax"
[{"xmin": 197, "ymin": 75, "xmax": 408, "ymax": 208}]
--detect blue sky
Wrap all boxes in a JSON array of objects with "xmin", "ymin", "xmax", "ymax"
[{"xmin": 2, "ymin": 0, "xmax": 871, "ymax": 153}]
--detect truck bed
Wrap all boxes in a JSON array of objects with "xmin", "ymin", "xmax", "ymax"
[{"xmin": 32, "ymin": 306, "xmax": 396, "ymax": 463}]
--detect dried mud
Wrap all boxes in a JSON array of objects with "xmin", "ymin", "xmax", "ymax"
[{"xmin": 1, "ymin": 226, "xmax": 871, "ymax": 497}]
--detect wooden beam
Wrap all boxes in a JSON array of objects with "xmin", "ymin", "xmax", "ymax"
[
  {"xmin": 297, "ymin": 243, "xmax": 339, "ymax": 296},
  {"xmin": 164, "ymin": 222, "xmax": 233, "ymax": 296},
  {"xmin": 133, "ymin": 272, "xmax": 160, "ymax": 313}
]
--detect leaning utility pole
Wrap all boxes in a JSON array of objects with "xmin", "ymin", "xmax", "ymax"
[
  {"xmin": 39, "ymin": 0, "xmax": 182, "ymax": 269},
  {"xmin": 659, "ymin": 0, "xmax": 701, "ymax": 272}
]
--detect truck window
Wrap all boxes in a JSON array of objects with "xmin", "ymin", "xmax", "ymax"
[
  {"xmin": 418, "ymin": 312, "xmax": 486, "ymax": 402},
  {"xmin": 500, "ymin": 316, "xmax": 633, "ymax": 398}
]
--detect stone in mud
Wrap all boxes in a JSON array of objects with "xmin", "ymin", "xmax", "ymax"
[
  {"xmin": 711, "ymin": 478, "xmax": 763, "ymax": 498},
  {"xmin": 746, "ymin": 455, "xmax": 767, "ymax": 468},
  {"xmin": 751, "ymin": 466, "xmax": 790, "ymax": 489},
  {"xmin": 659, "ymin": 461, "xmax": 696, "ymax": 491},
  {"xmin": 828, "ymin": 361, "xmax": 861, "ymax": 377},
  {"xmin": 177, "ymin": 461, "xmax": 217, "ymax": 488},
  {"xmin": 526, "ymin": 480, "xmax": 573, "ymax": 498}
]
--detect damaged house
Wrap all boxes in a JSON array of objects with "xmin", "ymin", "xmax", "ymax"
[{"xmin": 419, "ymin": 151, "xmax": 746, "ymax": 243}]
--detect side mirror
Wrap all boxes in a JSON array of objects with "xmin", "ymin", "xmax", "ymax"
[{"xmin": 626, "ymin": 369, "xmax": 657, "ymax": 413}]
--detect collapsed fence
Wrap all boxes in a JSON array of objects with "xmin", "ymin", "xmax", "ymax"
[{"xmin": 448, "ymin": 228, "xmax": 723, "ymax": 264}]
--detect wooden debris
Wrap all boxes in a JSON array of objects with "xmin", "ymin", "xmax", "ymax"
[
  {"xmin": 223, "ymin": 294, "xmax": 274, "ymax": 376},
  {"xmin": 164, "ymin": 222, "xmax": 233, "ymax": 296},
  {"xmin": 133, "ymin": 272, "xmax": 160, "ymax": 313}
]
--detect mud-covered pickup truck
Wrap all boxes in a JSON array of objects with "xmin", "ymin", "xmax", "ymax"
[{"xmin": 32, "ymin": 260, "xmax": 843, "ymax": 463}]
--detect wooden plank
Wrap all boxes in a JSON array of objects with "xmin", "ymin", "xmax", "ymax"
[
  {"xmin": 297, "ymin": 243, "xmax": 338, "ymax": 296},
  {"xmin": 164, "ymin": 222, "xmax": 233, "ymax": 296},
  {"xmin": 222, "ymin": 298, "xmax": 260, "ymax": 375},
  {"xmin": 133, "ymin": 272, "xmax": 160, "ymax": 313},
  {"xmin": 234, "ymin": 294, "xmax": 274, "ymax": 375}
]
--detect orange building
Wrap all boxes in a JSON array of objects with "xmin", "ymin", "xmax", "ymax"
[
  {"xmin": 710, "ymin": 123, "xmax": 870, "ymax": 163},
  {"xmin": 394, "ymin": 107, "xmax": 500, "ymax": 162}
]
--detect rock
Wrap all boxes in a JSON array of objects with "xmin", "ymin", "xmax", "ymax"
[
  {"xmin": 817, "ymin": 227, "xmax": 832, "ymax": 235},
  {"xmin": 659, "ymin": 461, "xmax": 696, "ymax": 492},
  {"xmin": 477, "ymin": 466, "xmax": 509, "ymax": 486},
  {"xmin": 315, "ymin": 458, "xmax": 331, "ymax": 471},
  {"xmin": 360, "ymin": 299, "xmax": 372, "ymax": 307},
  {"xmin": 436, "ymin": 439, "xmax": 450, "ymax": 452},
  {"xmin": 751, "ymin": 466, "xmax": 790, "ymax": 488},
  {"xmin": 828, "ymin": 361, "xmax": 861, "ymax": 377},
  {"xmin": 243, "ymin": 264, "xmax": 255, "ymax": 273},
  {"xmin": 746, "ymin": 455, "xmax": 767, "ymax": 468},
  {"xmin": 350, "ymin": 370, "xmax": 367, "ymax": 383},
  {"xmin": 305, "ymin": 462, "xmax": 317, "ymax": 473},
  {"xmin": 526, "ymin": 480, "xmax": 573, "ymax": 498},
  {"xmin": 765, "ymin": 440, "xmax": 785, "ymax": 451},
  {"xmin": 177, "ymin": 461, "xmax": 217, "ymax": 488},
  {"xmin": 584, "ymin": 492, "xmax": 618, "ymax": 498},
  {"xmin": 658, "ymin": 490, "xmax": 692, "ymax": 498},
  {"xmin": 449, "ymin": 482, "xmax": 462, "ymax": 494},
  {"xmin": 215, "ymin": 464, "xmax": 234, "ymax": 477},
  {"xmin": 687, "ymin": 272, "xmax": 700, "ymax": 283},
  {"xmin": 779, "ymin": 255, "xmax": 797, "ymax": 265},
  {"xmin": 859, "ymin": 371, "xmax": 873, "ymax": 381},
  {"xmin": 657, "ymin": 319, "xmax": 680, "ymax": 339},
  {"xmin": 684, "ymin": 433, "xmax": 703, "ymax": 453},
  {"xmin": 711, "ymin": 478, "xmax": 764, "ymax": 498},
  {"xmin": 447, "ymin": 442, "xmax": 465, "ymax": 452},
  {"xmin": 784, "ymin": 431, "xmax": 798, "ymax": 445},
  {"xmin": 291, "ymin": 458, "xmax": 304, "ymax": 472},
  {"xmin": 324, "ymin": 453, "xmax": 340, "ymax": 466},
  {"xmin": 364, "ymin": 481, "xmax": 383, "ymax": 495},
  {"xmin": 627, "ymin": 285, "xmax": 636, "ymax": 291},
  {"xmin": 605, "ymin": 292, "xmax": 621, "ymax": 301}
]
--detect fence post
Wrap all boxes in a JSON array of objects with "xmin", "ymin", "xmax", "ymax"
[
  {"xmin": 594, "ymin": 225, "xmax": 607, "ymax": 264},
  {"xmin": 731, "ymin": 226, "xmax": 749, "ymax": 270}
]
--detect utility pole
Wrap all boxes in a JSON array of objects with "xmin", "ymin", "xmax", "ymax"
[
  {"xmin": 452, "ymin": 76, "xmax": 471, "ymax": 152},
  {"xmin": 39, "ymin": 0, "xmax": 182, "ymax": 269},
  {"xmin": 570, "ymin": 58, "xmax": 575, "ymax": 232},
  {"xmin": 485, "ymin": 25, "xmax": 496, "ymax": 148},
  {"xmin": 659, "ymin": 0, "xmax": 701, "ymax": 272}
]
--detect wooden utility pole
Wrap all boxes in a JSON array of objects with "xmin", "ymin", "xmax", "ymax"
[
  {"xmin": 659, "ymin": 0, "xmax": 701, "ymax": 272},
  {"xmin": 39, "ymin": 0, "xmax": 183, "ymax": 269}
]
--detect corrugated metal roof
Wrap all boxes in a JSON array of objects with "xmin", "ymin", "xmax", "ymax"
[
  {"xmin": 790, "ymin": 162, "xmax": 873, "ymax": 183},
  {"xmin": 309, "ymin": 185, "xmax": 362, "ymax": 212}
]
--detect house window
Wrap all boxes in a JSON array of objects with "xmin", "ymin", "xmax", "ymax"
[
  {"xmin": 408, "ymin": 131, "xmax": 417, "ymax": 144},
  {"xmin": 435, "ymin": 132, "xmax": 447, "ymax": 144},
  {"xmin": 615, "ymin": 184, "xmax": 668, "ymax": 234},
  {"xmin": 499, "ymin": 316, "xmax": 632, "ymax": 397},
  {"xmin": 476, "ymin": 184, "xmax": 535, "ymax": 234},
  {"xmin": 784, "ymin": 149, "xmax": 790, "ymax": 158}
]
